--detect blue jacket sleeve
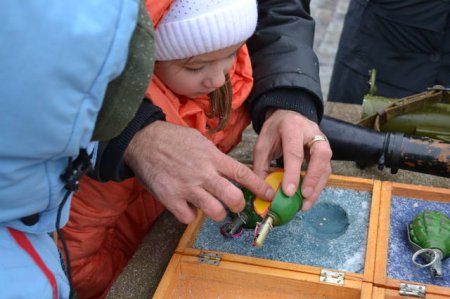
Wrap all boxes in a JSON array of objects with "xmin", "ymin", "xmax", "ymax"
[{"xmin": 0, "ymin": 0, "xmax": 139, "ymax": 233}]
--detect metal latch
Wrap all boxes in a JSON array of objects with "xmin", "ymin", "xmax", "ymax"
[
  {"xmin": 399, "ymin": 283, "xmax": 426, "ymax": 298},
  {"xmin": 320, "ymin": 269, "xmax": 345, "ymax": 285},
  {"xmin": 197, "ymin": 251, "xmax": 222, "ymax": 266}
]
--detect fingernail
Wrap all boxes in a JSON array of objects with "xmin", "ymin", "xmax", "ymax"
[
  {"xmin": 265, "ymin": 188, "xmax": 275, "ymax": 199},
  {"xmin": 302, "ymin": 187, "xmax": 313, "ymax": 198},
  {"xmin": 286, "ymin": 184, "xmax": 296, "ymax": 196}
]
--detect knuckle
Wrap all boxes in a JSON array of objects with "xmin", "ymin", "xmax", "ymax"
[
  {"xmin": 307, "ymin": 173, "xmax": 322, "ymax": 183},
  {"xmin": 253, "ymin": 140, "xmax": 265, "ymax": 153},
  {"xmin": 312, "ymin": 143, "xmax": 333, "ymax": 158},
  {"xmin": 322, "ymin": 145, "xmax": 333, "ymax": 157},
  {"xmin": 233, "ymin": 164, "xmax": 251, "ymax": 181},
  {"xmin": 206, "ymin": 176, "xmax": 244, "ymax": 213}
]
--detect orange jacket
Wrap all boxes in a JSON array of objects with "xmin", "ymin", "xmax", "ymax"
[
  {"xmin": 60, "ymin": 1, "xmax": 253, "ymax": 298},
  {"xmin": 147, "ymin": 44, "xmax": 253, "ymax": 152}
]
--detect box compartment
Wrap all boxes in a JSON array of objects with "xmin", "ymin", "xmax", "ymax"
[{"xmin": 374, "ymin": 182, "xmax": 450, "ymax": 298}]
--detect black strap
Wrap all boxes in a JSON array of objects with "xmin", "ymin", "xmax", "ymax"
[{"xmin": 21, "ymin": 149, "xmax": 92, "ymax": 226}]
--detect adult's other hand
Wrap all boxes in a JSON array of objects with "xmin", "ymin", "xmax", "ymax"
[{"xmin": 253, "ymin": 109, "xmax": 332, "ymax": 211}]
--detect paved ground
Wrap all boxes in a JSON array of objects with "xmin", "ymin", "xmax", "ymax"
[
  {"xmin": 311, "ymin": 0, "xmax": 350, "ymax": 100},
  {"xmin": 107, "ymin": 1, "xmax": 449, "ymax": 298}
]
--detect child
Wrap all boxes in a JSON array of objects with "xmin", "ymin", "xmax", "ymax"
[{"xmin": 60, "ymin": 0, "xmax": 258, "ymax": 297}]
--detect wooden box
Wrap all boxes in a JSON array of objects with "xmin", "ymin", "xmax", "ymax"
[
  {"xmin": 153, "ymin": 175, "xmax": 382, "ymax": 298},
  {"xmin": 374, "ymin": 182, "xmax": 450, "ymax": 299}
]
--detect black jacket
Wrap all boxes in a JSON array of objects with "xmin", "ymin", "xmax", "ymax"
[
  {"xmin": 328, "ymin": 0, "xmax": 450, "ymax": 104},
  {"xmin": 94, "ymin": 0, "xmax": 324, "ymax": 181},
  {"xmin": 247, "ymin": 0, "xmax": 323, "ymax": 132}
]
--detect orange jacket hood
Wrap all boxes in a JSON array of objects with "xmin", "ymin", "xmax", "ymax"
[{"xmin": 145, "ymin": 0, "xmax": 173, "ymax": 28}]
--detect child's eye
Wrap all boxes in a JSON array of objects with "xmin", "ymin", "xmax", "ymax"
[{"xmin": 185, "ymin": 66, "xmax": 204, "ymax": 73}]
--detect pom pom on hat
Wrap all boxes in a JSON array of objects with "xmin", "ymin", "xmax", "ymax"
[{"xmin": 155, "ymin": 0, "xmax": 257, "ymax": 61}]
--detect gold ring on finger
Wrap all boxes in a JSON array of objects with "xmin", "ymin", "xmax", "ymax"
[{"xmin": 307, "ymin": 135, "xmax": 328, "ymax": 148}]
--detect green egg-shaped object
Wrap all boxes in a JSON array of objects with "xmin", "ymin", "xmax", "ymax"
[
  {"xmin": 268, "ymin": 185, "xmax": 303, "ymax": 226},
  {"xmin": 409, "ymin": 210, "xmax": 450, "ymax": 258}
]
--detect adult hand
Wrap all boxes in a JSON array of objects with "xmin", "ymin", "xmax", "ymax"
[
  {"xmin": 253, "ymin": 109, "xmax": 332, "ymax": 211},
  {"xmin": 124, "ymin": 121, "xmax": 275, "ymax": 224}
]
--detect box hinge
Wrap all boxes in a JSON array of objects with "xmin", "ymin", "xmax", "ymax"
[
  {"xmin": 320, "ymin": 269, "xmax": 345, "ymax": 285},
  {"xmin": 197, "ymin": 251, "xmax": 222, "ymax": 266},
  {"xmin": 399, "ymin": 283, "xmax": 426, "ymax": 298}
]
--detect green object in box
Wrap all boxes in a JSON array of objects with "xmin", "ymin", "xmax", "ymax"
[
  {"xmin": 220, "ymin": 187, "xmax": 263, "ymax": 238},
  {"xmin": 407, "ymin": 210, "xmax": 450, "ymax": 278},
  {"xmin": 220, "ymin": 170, "xmax": 303, "ymax": 248},
  {"xmin": 267, "ymin": 184, "xmax": 303, "ymax": 226},
  {"xmin": 409, "ymin": 210, "xmax": 450, "ymax": 259},
  {"xmin": 252, "ymin": 171, "xmax": 303, "ymax": 247}
]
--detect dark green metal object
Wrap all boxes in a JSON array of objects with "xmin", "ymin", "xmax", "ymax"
[
  {"xmin": 362, "ymin": 95, "xmax": 450, "ymax": 142},
  {"xmin": 409, "ymin": 210, "xmax": 450, "ymax": 258},
  {"xmin": 281, "ymin": 69, "xmax": 450, "ymax": 177},
  {"xmin": 407, "ymin": 210, "xmax": 450, "ymax": 277},
  {"xmin": 320, "ymin": 69, "xmax": 450, "ymax": 179},
  {"xmin": 221, "ymin": 176, "xmax": 303, "ymax": 248},
  {"xmin": 220, "ymin": 187, "xmax": 262, "ymax": 238},
  {"xmin": 359, "ymin": 70, "xmax": 450, "ymax": 142}
]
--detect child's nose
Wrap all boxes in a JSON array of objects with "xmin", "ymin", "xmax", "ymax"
[{"xmin": 203, "ymin": 69, "xmax": 226, "ymax": 89}]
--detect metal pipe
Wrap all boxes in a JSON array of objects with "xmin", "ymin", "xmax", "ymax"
[{"xmin": 320, "ymin": 116, "xmax": 450, "ymax": 178}]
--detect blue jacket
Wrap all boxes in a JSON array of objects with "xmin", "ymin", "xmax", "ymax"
[{"xmin": 0, "ymin": 1, "xmax": 139, "ymax": 297}]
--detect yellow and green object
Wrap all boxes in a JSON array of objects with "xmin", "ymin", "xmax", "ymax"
[
  {"xmin": 221, "ymin": 170, "xmax": 303, "ymax": 247},
  {"xmin": 252, "ymin": 171, "xmax": 303, "ymax": 247},
  {"xmin": 220, "ymin": 188, "xmax": 263, "ymax": 238}
]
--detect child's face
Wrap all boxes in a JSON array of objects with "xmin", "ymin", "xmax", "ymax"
[{"xmin": 154, "ymin": 43, "xmax": 241, "ymax": 99}]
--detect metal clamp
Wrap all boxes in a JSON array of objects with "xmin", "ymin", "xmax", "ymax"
[{"xmin": 399, "ymin": 283, "xmax": 426, "ymax": 298}]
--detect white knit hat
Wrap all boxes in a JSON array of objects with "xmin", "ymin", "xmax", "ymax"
[{"xmin": 155, "ymin": 0, "xmax": 257, "ymax": 61}]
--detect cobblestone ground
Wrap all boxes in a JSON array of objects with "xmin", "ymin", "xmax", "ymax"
[{"xmin": 311, "ymin": 0, "xmax": 350, "ymax": 100}]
